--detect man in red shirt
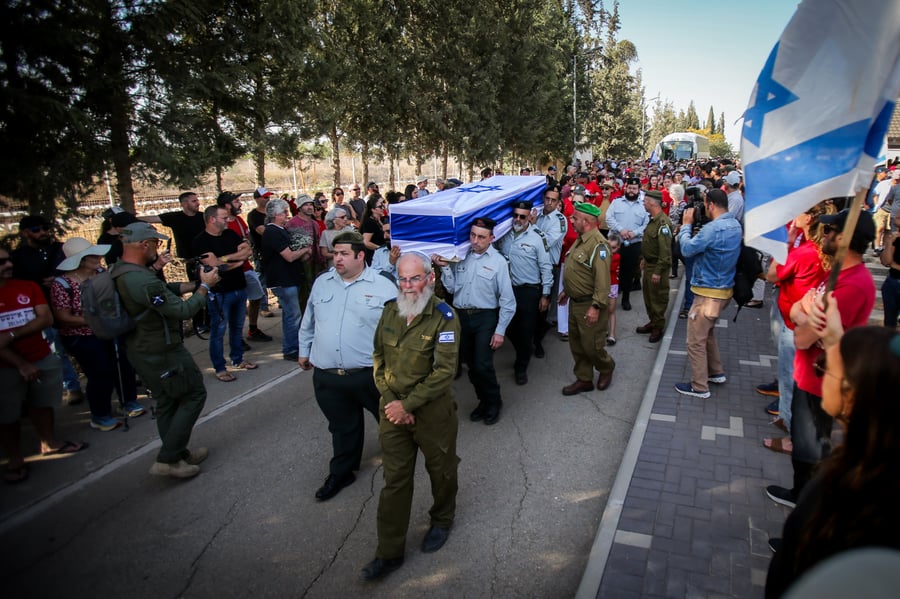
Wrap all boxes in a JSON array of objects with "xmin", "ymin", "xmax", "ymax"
[
  {"xmin": 0, "ymin": 248, "xmax": 88, "ymax": 483},
  {"xmin": 766, "ymin": 208, "xmax": 876, "ymax": 508}
]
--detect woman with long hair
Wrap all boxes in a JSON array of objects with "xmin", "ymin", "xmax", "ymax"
[
  {"xmin": 766, "ymin": 318, "xmax": 900, "ymax": 597},
  {"xmin": 360, "ymin": 195, "xmax": 387, "ymax": 265}
]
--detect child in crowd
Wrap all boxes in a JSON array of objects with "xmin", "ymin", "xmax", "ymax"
[{"xmin": 606, "ymin": 232, "xmax": 622, "ymax": 345}]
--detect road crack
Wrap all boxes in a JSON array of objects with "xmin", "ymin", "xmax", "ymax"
[{"xmin": 175, "ymin": 497, "xmax": 240, "ymax": 598}]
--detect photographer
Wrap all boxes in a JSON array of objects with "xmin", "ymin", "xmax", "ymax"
[
  {"xmin": 674, "ymin": 188, "xmax": 742, "ymax": 399},
  {"xmin": 671, "ymin": 185, "xmax": 708, "ymax": 317},
  {"xmin": 192, "ymin": 206, "xmax": 255, "ymax": 382}
]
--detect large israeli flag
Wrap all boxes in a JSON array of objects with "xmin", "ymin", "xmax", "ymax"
[
  {"xmin": 390, "ymin": 176, "xmax": 546, "ymax": 260},
  {"xmin": 742, "ymin": 0, "xmax": 900, "ymax": 263}
]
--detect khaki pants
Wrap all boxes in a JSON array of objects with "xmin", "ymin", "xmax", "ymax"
[{"xmin": 686, "ymin": 295, "xmax": 727, "ymax": 392}]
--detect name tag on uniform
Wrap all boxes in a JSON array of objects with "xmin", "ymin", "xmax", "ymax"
[{"xmin": 438, "ymin": 332, "xmax": 455, "ymax": 343}]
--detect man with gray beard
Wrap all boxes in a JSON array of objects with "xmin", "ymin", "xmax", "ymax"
[{"xmin": 362, "ymin": 253, "xmax": 461, "ymax": 581}]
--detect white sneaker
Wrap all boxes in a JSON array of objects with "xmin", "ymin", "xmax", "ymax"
[
  {"xmin": 149, "ymin": 459, "xmax": 200, "ymax": 479},
  {"xmin": 186, "ymin": 447, "xmax": 209, "ymax": 465}
]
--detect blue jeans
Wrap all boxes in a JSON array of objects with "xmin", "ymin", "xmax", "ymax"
[
  {"xmin": 62, "ymin": 335, "xmax": 137, "ymax": 419},
  {"xmin": 208, "ymin": 289, "xmax": 248, "ymax": 372},
  {"xmin": 271, "ymin": 286, "xmax": 301, "ymax": 356},
  {"xmin": 882, "ymin": 276, "xmax": 900, "ymax": 329},
  {"xmin": 44, "ymin": 327, "xmax": 81, "ymax": 392},
  {"xmin": 774, "ymin": 310, "xmax": 795, "ymax": 429}
]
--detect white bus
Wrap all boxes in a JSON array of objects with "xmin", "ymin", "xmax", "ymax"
[{"xmin": 654, "ymin": 132, "xmax": 711, "ymax": 161}]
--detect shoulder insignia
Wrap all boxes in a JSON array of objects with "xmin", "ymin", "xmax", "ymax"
[
  {"xmin": 436, "ymin": 301, "xmax": 455, "ymax": 320},
  {"xmin": 556, "ymin": 213, "xmax": 567, "ymax": 232},
  {"xmin": 383, "ymin": 297, "xmax": 397, "ymax": 306},
  {"xmin": 438, "ymin": 331, "xmax": 455, "ymax": 343},
  {"xmin": 533, "ymin": 228, "xmax": 550, "ymax": 252},
  {"xmin": 661, "ymin": 225, "xmax": 671, "ymax": 236},
  {"xmin": 599, "ymin": 249, "xmax": 608, "ymax": 260},
  {"xmin": 377, "ymin": 270, "xmax": 396, "ymax": 283}
]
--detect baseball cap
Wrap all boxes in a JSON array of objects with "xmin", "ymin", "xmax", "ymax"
[
  {"xmin": 120, "ymin": 222, "xmax": 170, "ymax": 243},
  {"xmin": 819, "ymin": 208, "xmax": 876, "ymax": 244},
  {"xmin": 724, "ymin": 171, "xmax": 742, "ymax": 186},
  {"xmin": 254, "ymin": 187, "xmax": 274, "ymax": 199},
  {"xmin": 217, "ymin": 191, "xmax": 243, "ymax": 206}
]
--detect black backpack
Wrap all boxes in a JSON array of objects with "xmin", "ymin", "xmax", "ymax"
[{"xmin": 732, "ymin": 243, "xmax": 763, "ymax": 321}]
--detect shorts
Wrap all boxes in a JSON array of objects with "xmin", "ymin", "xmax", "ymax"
[
  {"xmin": 609, "ymin": 284, "xmax": 619, "ymax": 300},
  {"xmin": 244, "ymin": 270, "xmax": 265, "ymax": 301},
  {"xmin": 0, "ymin": 354, "xmax": 63, "ymax": 424}
]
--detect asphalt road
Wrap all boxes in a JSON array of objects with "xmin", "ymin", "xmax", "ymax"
[{"xmin": 0, "ymin": 287, "xmax": 669, "ymax": 598}]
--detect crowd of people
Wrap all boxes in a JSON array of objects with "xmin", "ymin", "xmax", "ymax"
[{"xmin": 2, "ymin": 155, "xmax": 899, "ymax": 591}]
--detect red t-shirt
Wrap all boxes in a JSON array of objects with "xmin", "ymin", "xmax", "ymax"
[
  {"xmin": 794, "ymin": 262, "xmax": 875, "ymax": 396},
  {"xmin": 0, "ymin": 279, "xmax": 51, "ymax": 367},
  {"xmin": 227, "ymin": 216, "xmax": 254, "ymax": 272},
  {"xmin": 775, "ymin": 240, "xmax": 826, "ymax": 329},
  {"xmin": 610, "ymin": 252, "xmax": 621, "ymax": 285}
]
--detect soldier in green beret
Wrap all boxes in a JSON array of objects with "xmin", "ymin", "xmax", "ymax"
[
  {"xmin": 559, "ymin": 203, "xmax": 616, "ymax": 395},
  {"xmin": 636, "ymin": 190, "xmax": 673, "ymax": 343}
]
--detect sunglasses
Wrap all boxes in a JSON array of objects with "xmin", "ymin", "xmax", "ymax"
[
  {"xmin": 513, "ymin": 213, "xmax": 530, "ymax": 220},
  {"xmin": 28, "ymin": 225, "xmax": 51, "ymax": 233},
  {"xmin": 822, "ymin": 224, "xmax": 840, "ymax": 235},
  {"xmin": 335, "ymin": 192, "xmax": 344, "ymax": 196}
]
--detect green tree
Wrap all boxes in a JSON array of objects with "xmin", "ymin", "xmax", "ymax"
[
  {"xmin": 685, "ymin": 100, "xmax": 700, "ymax": 130},
  {"xmin": 706, "ymin": 105, "xmax": 716, "ymax": 134},
  {"xmin": 718, "ymin": 112, "xmax": 726, "ymax": 137}
]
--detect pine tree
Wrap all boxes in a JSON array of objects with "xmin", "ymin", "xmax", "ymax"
[{"xmin": 706, "ymin": 106, "xmax": 716, "ymax": 134}]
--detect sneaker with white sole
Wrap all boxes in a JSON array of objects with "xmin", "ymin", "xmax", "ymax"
[
  {"xmin": 674, "ymin": 383, "xmax": 711, "ymax": 399},
  {"xmin": 186, "ymin": 447, "xmax": 209, "ymax": 465},
  {"xmin": 90, "ymin": 416, "xmax": 122, "ymax": 431},
  {"xmin": 149, "ymin": 459, "xmax": 200, "ymax": 479},
  {"xmin": 122, "ymin": 401, "xmax": 146, "ymax": 418},
  {"xmin": 708, "ymin": 373, "xmax": 727, "ymax": 384},
  {"xmin": 765, "ymin": 485, "xmax": 797, "ymax": 508}
]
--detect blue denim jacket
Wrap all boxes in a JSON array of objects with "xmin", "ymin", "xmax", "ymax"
[{"xmin": 678, "ymin": 212, "xmax": 743, "ymax": 289}]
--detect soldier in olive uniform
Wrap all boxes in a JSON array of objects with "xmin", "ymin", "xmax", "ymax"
[
  {"xmin": 116, "ymin": 223, "xmax": 220, "ymax": 479},
  {"xmin": 362, "ymin": 253, "xmax": 461, "ymax": 582},
  {"xmin": 558, "ymin": 203, "xmax": 616, "ymax": 395},
  {"xmin": 637, "ymin": 190, "xmax": 673, "ymax": 343}
]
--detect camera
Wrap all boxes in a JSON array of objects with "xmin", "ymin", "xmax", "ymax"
[
  {"xmin": 188, "ymin": 255, "xmax": 227, "ymax": 276},
  {"xmin": 684, "ymin": 185, "xmax": 709, "ymax": 230}
]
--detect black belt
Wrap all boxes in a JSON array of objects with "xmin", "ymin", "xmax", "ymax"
[
  {"xmin": 514, "ymin": 283, "xmax": 541, "ymax": 289},
  {"xmin": 568, "ymin": 295, "xmax": 593, "ymax": 302},
  {"xmin": 318, "ymin": 367, "xmax": 370, "ymax": 376},
  {"xmin": 456, "ymin": 308, "xmax": 494, "ymax": 314}
]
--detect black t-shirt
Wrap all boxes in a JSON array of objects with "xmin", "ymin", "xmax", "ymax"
[
  {"xmin": 159, "ymin": 211, "xmax": 205, "ymax": 258},
  {"xmin": 360, "ymin": 217, "xmax": 385, "ymax": 265},
  {"xmin": 890, "ymin": 235, "xmax": 900, "ymax": 280},
  {"xmin": 97, "ymin": 231, "xmax": 122, "ymax": 265},
  {"xmin": 191, "ymin": 230, "xmax": 247, "ymax": 293},
  {"xmin": 261, "ymin": 224, "xmax": 303, "ymax": 288},
  {"xmin": 247, "ymin": 209, "xmax": 267, "ymax": 255}
]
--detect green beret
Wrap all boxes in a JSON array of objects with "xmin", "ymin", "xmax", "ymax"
[
  {"xmin": 575, "ymin": 202, "xmax": 601, "ymax": 217},
  {"xmin": 645, "ymin": 190, "xmax": 663, "ymax": 201},
  {"xmin": 333, "ymin": 231, "xmax": 365, "ymax": 245}
]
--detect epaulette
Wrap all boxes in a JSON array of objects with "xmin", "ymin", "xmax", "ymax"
[
  {"xmin": 555, "ymin": 212, "xmax": 567, "ymax": 233},
  {"xmin": 533, "ymin": 227, "xmax": 550, "ymax": 253},
  {"xmin": 436, "ymin": 301, "xmax": 455, "ymax": 320},
  {"xmin": 377, "ymin": 270, "xmax": 396, "ymax": 283},
  {"xmin": 384, "ymin": 297, "xmax": 397, "ymax": 306}
]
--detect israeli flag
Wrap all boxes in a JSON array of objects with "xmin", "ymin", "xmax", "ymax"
[
  {"xmin": 741, "ymin": 0, "xmax": 900, "ymax": 263},
  {"xmin": 648, "ymin": 149, "xmax": 659, "ymax": 164}
]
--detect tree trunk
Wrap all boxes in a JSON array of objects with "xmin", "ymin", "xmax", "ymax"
[
  {"xmin": 361, "ymin": 140, "xmax": 369, "ymax": 187},
  {"xmin": 441, "ymin": 144, "xmax": 448, "ymax": 180},
  {"xmin": 329, "ymin": 125, "xmax": 341, "ymax": 187},
  {"xmin": 388, "ymin": 152, "xmax": 395, "ymax": 191},
  {"xmin": 255, "ymin": 146, "xmax": 266, "ymax": 187}
]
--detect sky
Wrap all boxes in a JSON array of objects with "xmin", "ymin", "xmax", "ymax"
[{"xmin": 616, "ymin": 0, "xmax": 800, "ymax": 151}]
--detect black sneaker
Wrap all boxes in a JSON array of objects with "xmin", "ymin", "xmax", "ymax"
[
  {"xmin": 768, "ymin": 538, "xmax": 782, "ymax": 553},
  {"xmin": 765, "ymin": 485, "xmax": 797, "ymax": 509},
  {"xmin": 247, "ymin": 328, "xmax": 274, "ymax": 342},
  {"xmin": 766, "ymin": 400, "xmax": 780, "ymax": 416}
]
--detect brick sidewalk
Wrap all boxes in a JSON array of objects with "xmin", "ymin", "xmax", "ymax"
[{"xmin": 596, "ymin": 287, "xmax": 793, "ymax": 598}]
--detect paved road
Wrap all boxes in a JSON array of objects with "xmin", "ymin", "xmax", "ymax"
[{"xmin": 1, "ymin": 283, "xmax": 671, "ymax": 598}]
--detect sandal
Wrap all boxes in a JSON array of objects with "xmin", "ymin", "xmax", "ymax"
[
  {"xmin": 232, "ymin": 361, "xmax": 258, "ymax": 370},
  {"xmin": 745, "ymin": 300, "xmax": 764, "ymax": 309},
  {"xmin": 3, "ymin": 464, "xmax": 29, "ymax": 484},
  {"xmin": 763, "ymin": 437, "xmax": 792, "ymax": 455},
  {"xmin": 41, "ymin": 440, "xmax": 89, "ymax": 456},
  {"xmin": 215, "ymin": 371, "xmax": 237, "ymax": 382}
]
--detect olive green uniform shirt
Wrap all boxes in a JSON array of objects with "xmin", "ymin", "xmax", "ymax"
[
  {"xmin": 562, "ymin": 228, "xmax": 612, "ymax": 307},
  {"xmin": 641, "ymin": 212, "xmax": 674, "ymax": 277}
]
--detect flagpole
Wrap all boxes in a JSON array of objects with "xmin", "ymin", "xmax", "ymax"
[{"xmin": 823, "ymin": 187, "xmax": 867, "ymax": 294}]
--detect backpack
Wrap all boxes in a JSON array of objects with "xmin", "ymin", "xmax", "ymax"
[
  {"xmin": 80, "ymin": 263, "xmax": 149, "ymax": 339},
  {"xmin": 732, "ymin": 243, "xmax": 763, "ymax": 321}
]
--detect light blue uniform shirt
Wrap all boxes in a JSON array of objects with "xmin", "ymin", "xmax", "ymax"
[
  {"xmin": 606, "ymin": 196, "xmax": 650, "ymax": 245},
  {"xmin": 495, "ymin": 225, "xmax": 554, "ymax": 295},
  {"xmin": 298, "ymin": 266, "xmax": 398, "ymax": 368},
  {"xmin": 534, "ymin": 209, "xmax": 568, "ymax": 265},
  {"xmin": 370, "ymin": 246, "xmax": 396, "ymax": 279},
  {"xmin": 440, "ymin": 246, "xmax": 516, "ymax": 336}
]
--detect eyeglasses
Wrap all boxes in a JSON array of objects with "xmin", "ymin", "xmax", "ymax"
[
  {"xmin": 397, "ymin": 275, "xmax": 425, "ymax": 285},
  {"xmin": 28, "ymin": 225, "xmax": 51, "ymax": 233},
  {"xmin": 351, "ymin": 188, "xmax": 361, "ymax": 192},
  {"xmin": 0, "ymin": 257, "xmax": 10, "ymax": 265},
  {"xmin": 335, "ymin": 192, "xmax": 344, "ymax": 196},
  {"xmin": 376, "ymin": 204, "xmax": 386, "ymax": 209},
  {"xmin": 513, "ymin": 213, "xmax": 530, "ymax": 220},
  {"xmin": 822, "ymin": 224, "xmax": 840, "ymax": 235}
]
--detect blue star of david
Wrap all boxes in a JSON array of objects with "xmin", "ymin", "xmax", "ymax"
[
  {"xmin": 742, "ymin": 42, "xmax": 799, "ymax": 147},
  {"xmin": 458, "ymin": 184, "xmax": 503, "ymax": 194}
]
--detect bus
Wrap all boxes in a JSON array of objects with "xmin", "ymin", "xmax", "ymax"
[{"xmin": 654, "ymin": 132, "xmax": 711, "ymax": 161}]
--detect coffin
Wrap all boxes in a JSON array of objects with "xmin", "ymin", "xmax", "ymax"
[{"xmin": 389, "ymin": 175, "xmax": 547, "ymax": 260}]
